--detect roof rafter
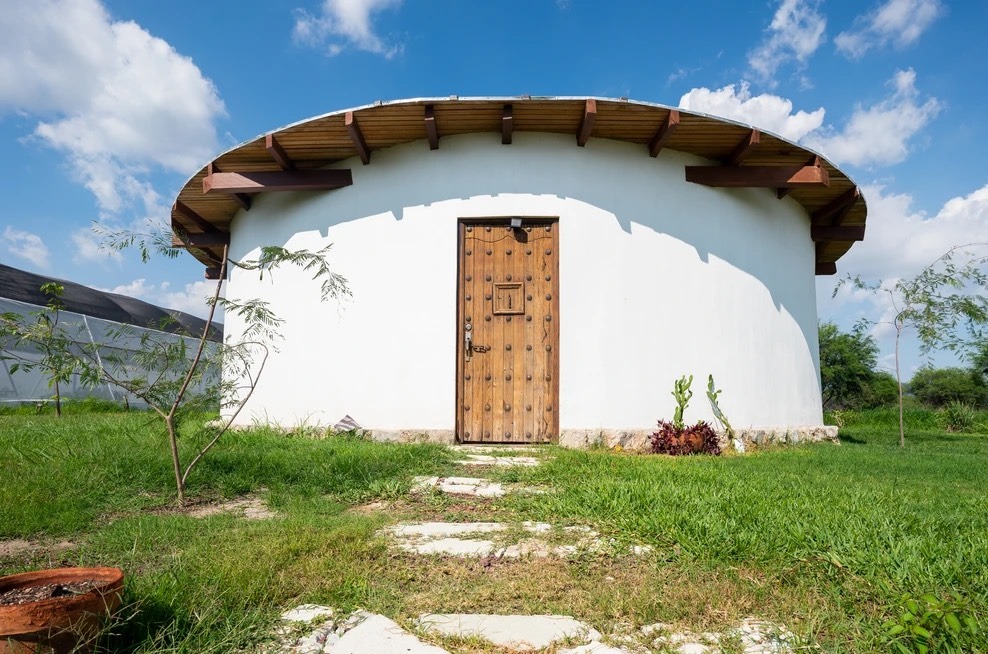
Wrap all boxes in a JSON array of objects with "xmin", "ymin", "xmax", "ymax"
[
  {"xmin": 778, "ymin": 156, "xmax": 821, "ymax": 199},
  {"xmin": 502, "ymin": 104, "xmax": 513, "ymax": 145},
  {"xmin": 203, "ymin": 170, "xmax": 353, "ymax": 194},
  {"xmin": 577, "ymin": 99, "xmax": 596, "ymax": 147},
  {"xmin": 725, "ymin": 129, "xmax": 760, "ymax": 166},
  {"xmin": 811, "ymin": 225, "xmax": 865, "ymax": 242},
  {"xmin": 174, "ymin": 201, "xmax": 221, "ymax": 234},
  {"xmin": 811, "ymin": 186, "xmax": 860, "ymax": 225},
  {"xmin": 685, "ymin": 164, "xmax": 830, "ymax": 188},
  {"xmin": 208, "ymin": 163, "xmax": 251, "ymax": 210},
  {"xmin": 172, "ymin": 232, "xmax": 231, "ymax": 248},
  {"xmin": 345, "ymin": 111, "xmax": 371, "ymax": 165},
  {"xmin": 648, "ymin": 110, "xmax": 680, "ymax": 157},
  {"xmin": 425, "ymin": 105, "xmax": 439, "ymax": 150},
  {"xmin": 265, "ymin": 134, "xmax": 294, "ymax": 170},
  {"xmin": 816, "ymin": 262, "xmax": 837, "ymax": 275}
]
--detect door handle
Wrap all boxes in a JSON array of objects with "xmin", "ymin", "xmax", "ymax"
[{"xmin": 464, "ymin": 324, "xmax": 473, "ymax": 360}]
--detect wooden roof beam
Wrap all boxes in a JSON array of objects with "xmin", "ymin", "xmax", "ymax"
[
  {"xmin": 816, "ymin": 262, "xmax": 837, "ymax": 276},
  {"xmin": 425, "ymin": 105, "xmax": 439, "ymax": 150},
  {"xmin": 203, "ymin": 169, "xmax": 353, "ymax": 194},
  {"xmin": 265, "ymin": 134, "xmax": 294, "ymax": 170},
  {"xmin": 172, "ymin": 232, "xmax": 231, "ymax": 248},
  {"xmin": 811, "ymin": 225, "xmax": 865, "ymax": 242},
  {"xmin": 577, "ymin": 99, "xmax": 596, "ymax": 147},
  {"xmin": 685, "ymin": 164, "xmax": 830, "ymax": 188},
  {"xmin": 502, "ymin": 104, "xmax": 513, "ymax": 145},
  {"xmin": 725, "ymin": 129, "xmax": 760, "ymax": 166},
  {"xmin": 811, "ymin": 186, "xmax": 860, "ymax": 225},
  {"xmin": 648, "ymin": 110, "xmax": 680, "ymax": 157},
  {"xmin": 345, "ymin": 112, "xmax": 370, "ymax": 165},
  {"xmin": 173, "ymin": 200, "xmax": 221, "ymax": 234},
  {"xmin": 778, "ymin": 156, "xmax": 822, "ymax": 199},
  {"xmin": 205, "ymin": 264, "xmax": 227, "ymax": 280},
  {"xmin": 208, "ymin": 163, "xmax": 251, "ymax": 210}
]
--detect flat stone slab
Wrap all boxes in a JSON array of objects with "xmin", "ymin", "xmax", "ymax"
[
  {"xmin": 330, "ymin": 612, "xmax": 449, "ymax": 654},
  {"xmin": 458, "ymin": 454, "xmax": 542, "ymax": 467},
  {"xmin": 281, "ymin": 604, "xmax": 334, "ymax": 624},
  {"xmin": 642, "ymin": 617, "xmax": 796, "ymax": 654},
  {"xmin": 385, "ymin": 521, "xmax": 651, "ymax": 558},
  {"xmin": 412, "ymin": 476, "xmax": 507, "ymax": 497},
  {"xmin": 418, "ymin": 614, "xmax": 601, "ymax": 651},
  {"xmin": 560, "ymin": 644, "xmax": 636, "ymax": 654}
]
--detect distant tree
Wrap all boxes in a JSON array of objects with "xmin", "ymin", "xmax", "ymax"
[
  {"xmin": 819, "ymin": 321, "xmax": 880, "ymax": 409},
  {"xmin": 972, "ymin": 340, "xmax": 988, "ymax": 387},
  {"xmin": 862, "ymin": 371, "xmax": 900, "ymax": 408},
  {"xmin": 837, "ymin": 243, "xmax": 988, "ymax": 446},
  {"xmin": 908, "ymin": 366, "xmax": 988, "ymax": 408}
]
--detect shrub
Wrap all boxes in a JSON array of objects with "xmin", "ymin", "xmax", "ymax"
[
  {"xmin": 938, "ymin": 401, "xmax": 978, "ymax": 433},
  {"xmin": 650, "ymin": 420, "xmax": 721, "ymax": 456}
]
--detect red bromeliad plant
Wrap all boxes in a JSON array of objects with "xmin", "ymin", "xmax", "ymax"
[{"xmin": 650, "ymin": 420, "xmax": 721, "ymax": 455}]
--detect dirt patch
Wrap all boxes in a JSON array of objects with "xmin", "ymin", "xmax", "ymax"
[
  {"xmin": 0, "ymin": 539, "xmax": 75, "ymax": 559},
  {"xmin": 145, "ymin": 495, "xmax": 278, "ymax": 520}
]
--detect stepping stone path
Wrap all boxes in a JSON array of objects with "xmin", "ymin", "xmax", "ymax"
[
  {"xmin": 412, "ymin": 476, "xmax": 507, "ymax": 497},
  {"xmin": 268, "ymin": 445, "xmax": 801, "ymax": 653},
  {"xmin": 418, "ymin": 613, "xmax": 601, "ymax": 650},
  {"xmin": 272, "ymin": 605, "xmax": 796, "ymax": 653},
  {"xmin": 384, "ymin": 520, "xmax": 632, "ymax": 558}
]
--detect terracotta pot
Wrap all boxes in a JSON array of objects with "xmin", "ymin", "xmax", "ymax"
[{"xmin": 0, "ymin": 568, "xmax": 124, "ymax": 654}]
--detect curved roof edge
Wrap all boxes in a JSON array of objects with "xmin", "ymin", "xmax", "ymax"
[{"xmin": 170, "ymin": 96, "xmax": 866, "ymax": 277}]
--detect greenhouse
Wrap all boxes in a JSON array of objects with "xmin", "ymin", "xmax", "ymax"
[{"xmin": 0, "ymin": 263, "xmax": 221, "ymax": 407}]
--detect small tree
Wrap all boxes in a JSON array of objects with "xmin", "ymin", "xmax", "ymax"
[
  {"xmin": 74, "ymin": 226, "xmax": 350, "ymax": 502},
  {"xmin": 837, "ymin": 244, "xmax": 988, "ymax": 446},
  {"xmin": 0, "ymin": 283, "xmax": 96, "ymax": 416}
]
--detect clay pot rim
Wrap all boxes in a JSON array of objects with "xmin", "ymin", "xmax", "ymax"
[{"xmin": 0, "ymin": 567, "xmax": 124, "ymax": 612}]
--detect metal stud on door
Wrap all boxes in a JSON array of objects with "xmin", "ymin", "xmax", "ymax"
[{"xmin": 457, "ymin": 219, "xmax": 558, "ymax": 443}]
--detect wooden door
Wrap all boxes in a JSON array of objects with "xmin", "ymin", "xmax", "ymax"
[{"xmin": 456, "ymin": 219, "xmax": 559, "ymax": 443}]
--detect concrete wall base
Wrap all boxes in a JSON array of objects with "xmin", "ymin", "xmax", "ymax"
[
  {"xmin": 558, "ymin": 426, "xmax": 839, "ymax": 452},
  {"xmin": 357, "ymin": 426, "xmax": 839, "ymax": 451}
]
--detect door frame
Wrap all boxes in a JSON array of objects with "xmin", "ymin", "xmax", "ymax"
[{"xmin": 454, "ymin": 216, "xmax": 560, "ymax": 444}]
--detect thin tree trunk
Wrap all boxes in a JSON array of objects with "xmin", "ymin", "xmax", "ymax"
[
  {"xmin": 54, "ymin": 378, "xmax": 61, "ymax": 418},
  {"xmin": 895, "ymin": 326, "xmax": 904, "ymax": 447},
  {"xmin": 165, "ymin": 413, "xmax": 185, "ymax": 503}
]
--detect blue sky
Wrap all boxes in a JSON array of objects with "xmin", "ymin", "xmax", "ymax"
[{"xmin": 1, "ymin": 0, "xmax": 985, "ymax": 377}]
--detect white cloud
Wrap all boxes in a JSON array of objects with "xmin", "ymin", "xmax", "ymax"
[
  {"xmin": 1, "ymin": 227, "xmax": 51, "ymax": 270},
  {"xmin": 0, "ymin": 0, "xmax": 225, "ymax": 212},
  {"xmin": 679, "ymin": 82, "xmax": 826, "ymax": 141},
  {"xmin": 836, "ymin": 0, "xmax": 943, "ymax": 58},
  {"xmin": 293, "ymin": 0, "xmax": 403, "ymax": 58},
  {"xmin": 819, "ymin": 183, "xmax": 988, "ymax": 373},
  {"xmin": 747, "ymin": 0, "xmax": 827, "ymax": 85},
  {"xmin": 71, "ymin": 228, "xmax": 122, "ymax": 265},
  {"xmin": 108, "ymin": 278, "xmax": 222, "ymax": 319},
  {"xmin": 802, "ymin": 69, "xmax": 941, "ymax": 166},
  {"xmin": 837, "ymin": 184, "xmax": 988, "ymax": 281}
]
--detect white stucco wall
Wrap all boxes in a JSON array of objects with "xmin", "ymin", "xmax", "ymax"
[{"xmin": 223, "ymin": 132, "xmax": 823, "ymax": 433}]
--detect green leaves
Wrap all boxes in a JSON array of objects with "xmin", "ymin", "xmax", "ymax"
[{"xmin": 883, "ymin": 590, "xmax": 981, "ymax": 653}]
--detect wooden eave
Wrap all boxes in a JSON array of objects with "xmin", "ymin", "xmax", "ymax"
[{"xmin": 171, "ymin": 97, "xmax": 867, "ymax": 275}]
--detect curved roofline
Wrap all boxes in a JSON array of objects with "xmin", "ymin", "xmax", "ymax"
[{"xmin": 171, "ymin": 96, "xmax": 866, "ymax": 277}]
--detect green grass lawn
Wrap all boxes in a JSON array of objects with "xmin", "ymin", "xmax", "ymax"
[{"xmin": 1, "ymin": 410, "xmax": 985, "ymax": 653}]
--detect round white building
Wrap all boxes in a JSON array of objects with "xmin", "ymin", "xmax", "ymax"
[{"xmin": 171, "ymin": 97, "xmax": 867, "ymax": 447}]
